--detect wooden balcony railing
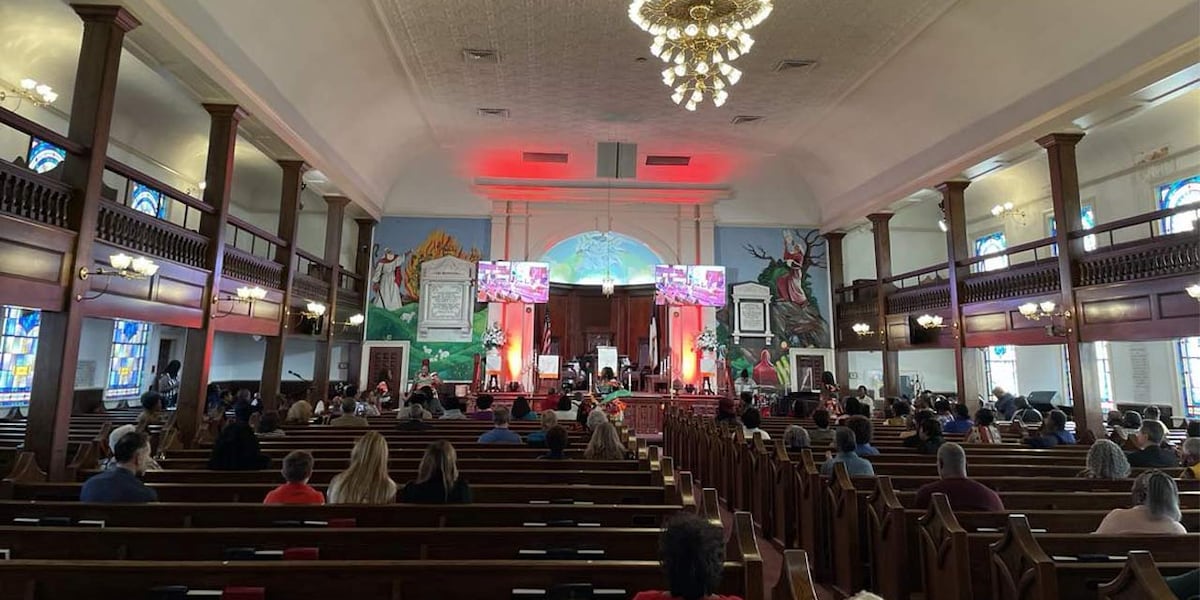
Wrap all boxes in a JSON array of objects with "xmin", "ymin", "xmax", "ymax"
[
  {"xmin": 0, "ymin": 106, "xmax": 84, "ymax": 156},
  {"xmin": 0, "ymin": 160, "xmax": 72, "ymax": 228},
  {"xmin": 226, "ymin": 215, "xmax": 286, "ymax": 261},
  {"xmin": 960, "ymin": 261, "xmax": 1059, "ymax": 304},
  {"xmin": 1078, "ymin": 232, "xmax": 1199, "ymax": 287},
  {"xmin": 223, "ymin": 246, "xmax": 284, "ymax": 290},
  {"xmin": 96, "ymin": 200, "xmax": 209, "ymax": 269},
  {"xmin": 292, "ymin": 273, "xmax": 329, "ymax": 304},
  {"xmin": 295, "ymin": 249, "xmax": 330, "ymax": 281}
]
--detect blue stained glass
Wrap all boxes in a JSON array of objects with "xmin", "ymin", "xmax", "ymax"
[
  {"xmin": 1158, "ymin": 175, "xmax": 1200, "ymax": 234},
  {"xmin": 1048, "ymin": 205, "xmax": 1096, "ymax": 254},
  {"xmin": 130, "ymin": 183, "xmax": 165, "ymax": 218},
  {"xmin": 0, "ymin": 307, "xmax": 40, "ymax": 408},
  {"xmin": 106, "ymin": 319, "xmax": 149, "ymax": 399},
  {"xmin": 26, "ymin": 138, "xmax": 65, "ymax": 174},
  {"xmin": 973, "ymin": 231, "xmax": 1008, "ymax": 272}
]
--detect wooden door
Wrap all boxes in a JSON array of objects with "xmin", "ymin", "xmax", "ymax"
[
  {"xmin": 367, "ymin": 346, "xmax": 405, "ymax": 396},
  {"xmin": 792, "ymin": 354, "xmax": 826, "ymax": 392}
]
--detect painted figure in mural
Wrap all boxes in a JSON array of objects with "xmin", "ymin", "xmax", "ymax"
[
  {"xmin": 775, "ymin": 230, "xmax": 809, "ymax": 306},
  {"xmin": 752, "ymin": 349, "xmax": 780, "ymax": 389},
  {"xmin": 371, "ymin": 248, "xmax": 410, "ymax": 311}
]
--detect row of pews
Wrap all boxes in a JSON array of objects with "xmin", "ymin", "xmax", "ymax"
[
  {"xmin": 0, "ymin": 412, "xmax": 819, "ymax": 599},
  {"xmin": 664, "ymin": 409, "xmax": 1199, "ymax": 600}
]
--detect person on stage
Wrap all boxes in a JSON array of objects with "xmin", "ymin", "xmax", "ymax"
[
  {"xmin": 733, "ymin": 369, "xmax": 756, "ymax": 396},
  {"xmin": 596, "ymin": 367, "xmax": 621, "ymax": 395},
  {"xmin": 562, "ymin": 363, "xmax": 579, "ymax": 391},
  {"xmin": 819, "ymin": 371, "xmax": 843, "ymax": 417},
  {"xmin": 410, "ymin": 360, "xmax": 441, "ymax": 396}
]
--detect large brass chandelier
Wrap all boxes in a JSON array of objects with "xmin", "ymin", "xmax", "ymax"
[{"xmin": 628, "ymin": 0, "xmax": 773, "ymax": 110}]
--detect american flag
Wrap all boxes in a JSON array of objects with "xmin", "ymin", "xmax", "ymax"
[{"xmin": 540, "ymin": 307, "xmax": 552, "ymax": 356}]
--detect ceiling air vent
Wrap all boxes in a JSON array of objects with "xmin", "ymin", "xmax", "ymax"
[
  {"xmin": 772, "ymin": 59, "xmax": 817, "ymax": 73},
  {"xmin": 477, "ymin": 108, "xmax": 510, "ymax": 118},
  {"xmin": 523, "ymin": 152, "xmax": 569, "ymax": 164},
  {"xmin": 731, "ymin": 115, "xmax": 764, "ymax": 125},
  {"xmin": 463, "ymin": 48, "xmax": 500, "ymax": 64},
  {"xmin": 645, "ymin": 155, "xmax": 691, "ymax": 166}
]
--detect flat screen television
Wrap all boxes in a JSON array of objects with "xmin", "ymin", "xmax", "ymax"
[
  {"xmin": 654, "ymin": 264, "xmax": 726, "ymax": 307},
  {"xmin": 477, "ymin": 261, "xmax": 550, "ymax": 303}
]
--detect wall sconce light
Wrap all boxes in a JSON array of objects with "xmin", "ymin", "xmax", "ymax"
[
  {"xmin": 77, "ymin": 253, "xmax": 159, "ymax": 301},
  {"xmin": 915, "ymin": 314, "xmax": 945, "ymax": 329},
  {"xmin": 1187, "ymin": 284, "xmax": 1200, "ymax": 300},
  {"xmin": 213, "ymin": 285, "xmax": 268, "ymax": 318},
  {"xmin": 302, "ymin": 301, "xmax": 327, "ymax": 320},
  {"xmin": 1019, "ymin": 300, "xmax": 1071, "ymax": 337},
  {"xmin": 0, "ymin": 78, "xmax": 58, "ymax": 109},
  {"xmin": 851, "ymin": 322, "xmax": 875, "ymax": 336},
  {"xmin": 990, "ymin": 202, "xmax": 1027, "ymax": 225},
  {"xmin": 332, "ymin": 312, "xmax": 365, "ymax": 332}
]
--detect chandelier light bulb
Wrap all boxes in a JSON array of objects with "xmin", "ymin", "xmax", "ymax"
[
  {"xmin": 1039, "ymin": 301, "xmax": 1056, "ymax": 314},
  {"xmin": 685, "ymin": 100, "xmax": 697, "ymax": 111},
  {"xmin": 674, "ymin": 53, "xmax": 685, "ymax": 65},
  {"xmin": 690, "ymin": 90, "xmax": 703, "ymax": 103},
  {"xmin": 34, "ymin": 84, "xmax": 50, "ymax": 96},
  {"xmin": 991, "ymin": 205, "xmax": 1003, "ymax": 217},
  {"xmin": 348, "ymin": 313, "xmax": 365, "ymax": 326},
  {"xmin": 695, "ymin": 61, "xmax": 709, "ymax": 74},
  {"xmin": 667, "ymin": 27, "xmax": 680, "ymax": 40},
  {"xmin": 726, "ymin": 67, "xmax": 742, "ymax": 85},
  {"xmin": 684, "ymin": 23, "xmax": 699, "ymax": 36},
  {"xmin": 1018, "ymin": 303, "xmax": 1038, "ymax": 317},
  {"xmin": 671, "ymin": 91, "xmax": 684, "ymax": 104},
  {"xmin": 20, "ymin": 79, "xmax": 36, "ymax": 90},
  {"xmin": 109, "ymin": 253, "xmax": 133, "ymax": 271},
  {"xmin": 674, "ymin": 64, "xmax": 686, "ymax": 76},
  {"xmin": 706, "ymin": 23, "xmax": 719, "ymax": 37}
]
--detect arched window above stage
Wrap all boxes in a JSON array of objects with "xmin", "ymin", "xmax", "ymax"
[{"xmin": 540, "ymin": 231, "xmax": 661, "ymax": 285}]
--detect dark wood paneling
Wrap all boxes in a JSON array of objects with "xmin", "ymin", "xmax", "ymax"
[
  {"xmin": 1075, "ymin": 275, "xmax": 1200, "ymax": 342},
  {"xmin": 963, "ymin": 312, "xmax": 1009, "ymax": 333},
  {"xmin": 0, "ymin": 214, "xmax": 75, "ymax": 310},
  {"xmin": 1079, "ymin": 297, "xmax": 1153, "ymax": 325},
  {"xmin": 543, "ymin": 284, "xmax": 655, "ymax": 363}
]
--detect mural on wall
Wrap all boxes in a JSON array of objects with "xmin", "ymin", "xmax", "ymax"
[
  {"xmin": 714, "ymin": 226, "xmax": 830, "ymax": 388},
  {"xmin": 365, "ymin": 217, "xmax": 489, "ymax": 380},
  {"xmin": 541, "ymin": 230, "xmax": 660, "ymax": 285}
]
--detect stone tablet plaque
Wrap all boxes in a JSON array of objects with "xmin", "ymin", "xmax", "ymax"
[
  {"xmin": 417, "ymin": 256, "xmax": 476, "ymax": 342},
  {"xmin": 731, "ymin": 282, "xmax": 772, "ymax": 344}
]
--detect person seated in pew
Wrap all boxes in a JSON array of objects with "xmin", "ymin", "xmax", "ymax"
[
  {"xmin": 808, "ymin": 409, "xmax": 835, "ymax": 449},
  {"xmin": 842, "ymin": 397, "xmax": 864, "ymax": 423},
  {"xmin": 913, "ymin": 442, "xmax": 1004, "ymax": 512},
  {"xmin": 1126, "ymin": 420, "xmax": 1180, "ymax": 468},
  {"xmin": 284, "ymin": 399, "xmax": 313, "ymax": 426},
  {"xmin": 1022, "ymin": 409, "xmax": 1076, "ymax": 448},
  {"xmin": 1080, "ymin": 439, "xmax": 1132, "ymax": 479},
  {"xmin": 539, "ymin": 388, "xmax": 562, "ymax": 413},
  {"xmin": 1144, "ymin": 405, "xmax": 1162, "ymax": 422},
  {"xmin": 208, "ymin": 403, "xmax": 271, "ymax": 471},
  {"xmin": 820, "ymin": 428, "xmax": 875, "ymax": 477},
  {"xmin": 992, "ymin": 386, "xmax": 1016, "ymax": 420},
  {"xmin": 538, "ymin": 426, "xmax": 570, "ymax": 460},
  {"xmin": 1094, "ymin": 470, "xmax": 1185, "ymax": 535},
  {"xmin": 632, "ymin": 513, "xmax": 743, "ymax": 600},
  {"xmin": 845, "ymin": 415, "xmax": 879, "ymax": 456},
  {"xmin": 884, "ymin": 401, "xmax": 909, "ymax": 427},
  {"xmin": 101, "ymin": 424, "xmax": 161, "ymax": 471},
  {"xmin": 400, "ymin": 440, "xmax": 472, "ymax": 503},
  {"xmin": 715, "ymin": 396, "xmax": 740, "ymax": 425},
  {"xmin": 399, "ymin": 394, "xmax": 433, "ymax": 421},
  {"xmin": 1111, "ymin": 410, "xmax": 1143, "ymax": 448},
  {"xmin": 264, "ymin": 450, "xmax": 324, "ymax": 505},
  {"xmin": 910, "ymin": 417, "xmax": 946, "ymax": 455},
  {"xmin": 511, "ymin": 396, "xmax": 540, "ymax": 421},
  {"xmin": 330, "ymin": 397, "xmax": 369, "ymax": 427},
  {"xmin": 740, "ymin": 408, "xmax": 771, "ymax": 441},
  {"xmin": 397, "ymin": 402, "xmax": 433, "ymax": 431},
  {"xmin": 553, "ymin": 392, "xmax": 580, "ymax": 422},
  {"xmin": 901, "ymin": 409, "xmax": 934, "ymax": 444},
  {"xmin": 255, "ymin": 411, "xmax": 286, "ymax": 438},
  {"xmin": 963, "ymin": 408, "xmax": 1002, "ymax": 444},
  {"xmin": 783, "ymin": 425, "xmax": 810, "ymax": 451},
  {"xmin": 525, "ymin": 410, "xmax": 559, "ymax": 447},
  {"xmin": 359, "ymin": 391, "xmax": 382, "ymax": 417},
  {"xmin": 584, "ymin": 421, "xmax": 630, "ymax": 460},
  {"xmin": 1188, "ymin": 421, "xmax": 1200, "ymax": 438},
  {"xmin": 586, "ymin": 406, "xmax": 610, "ymax": 433},
  {"xmin": 470, "ymin": 394, "xmax": 496, "ymax": 420},
  {"xmin": 328, "ymin": 431, "xmax": 397, "ymax": 504},
  {"xmin": 438, "ymin": 395, "xmax": 467, "ymax": 420},
  {"xmin": 1181, "ymin": 438, "xmax": 1200, "ymax": 480},
  {"xmin": 933, "ymin": 398, "xmax": 954, "ymax": 426},
  {"xmin": 135, "ymin": 391, "xmax": 167, "ymax": 431},
  {"xmin": 943, "ymin": 403, "xmax": 974, "ymax": 435},
  {"xmin": 81, "ymin": 431, "xmax": 157, "ymax": 503},
  {"xmin": 478, "ymin": 406, "xmax": 522, "ymax": 444}
]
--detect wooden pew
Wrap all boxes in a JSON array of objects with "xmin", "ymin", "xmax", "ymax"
[
  {"xmin": 1097, "ymin": 551, "xmax": 1187, "ymax": 599},
  {"xmin": 771, "ymin": 550, "xmax": 819, "ymax": 600}
]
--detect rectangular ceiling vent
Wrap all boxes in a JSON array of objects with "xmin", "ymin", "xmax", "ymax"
[
  {"xmin": 772, "ymin": 59, "xmax": 817, "ymax": 73},
  {"xmin": 731, "ymin": 115, "xmax": 764, "ymax": 125},
  {"xmin": 523, "ymin": 152, "xmax": 569, "ymax": 164},
  {"xmin": 645, "ymin": 155, "xmax": 691, "ymax": 166},
  {"xmin": 477, "ymin": 108, "xmax": 510, "ymax": 118},
  {"xmin": 463, "ymin": 48, "xmax": 501, "ymax": 64}
]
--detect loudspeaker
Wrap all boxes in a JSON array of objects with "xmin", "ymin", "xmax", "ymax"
[{"xmin": 595, "ymin": 142, "xmax": 637, "ymax": 179}]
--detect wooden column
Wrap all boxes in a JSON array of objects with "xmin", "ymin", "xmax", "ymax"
[
  {"xmin": 867, "ymin": 213, "xmax": 898, "ymax": 397},
  {"xmin": 824, "ymin": 231, "xmax": 849, "ymax": 387},
  {"xmin": 937, "ymin": 181, "xmax": 984, "ymax": 407},
  {"xmin": 178, "ymin": 104, "xmax": 246, "ymax": 445},
  {"xmin": 312, "ymin": 196, "xmax": 348, "ymax": 400},
  {"xmin": 260, "ymin": 160, "xmax": 307, "ymax": 405},
  {"xmin": 347, "ymin": 218, "xmax": 376, "ymax": 387},
  {"xmin": 26, "ymin": 5, "xmax": 139, "ymax": 478},
  {"xmin": 1038, "ymin": 132, "xmax": 1098, "ymax": 435}
]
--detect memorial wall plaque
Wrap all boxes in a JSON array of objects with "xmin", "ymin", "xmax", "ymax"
[{"xmin": 417, "ymin": 256, "xmax": 476, "ymax": 342}]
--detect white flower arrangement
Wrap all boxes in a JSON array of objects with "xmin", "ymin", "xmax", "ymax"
[
  {"xmin": 482, "ymin": 322, "xmax": 506, "ymax": 350},
  {"xmin": 695, "ymin": 328, "xmax": 719, "ymax": 352}
]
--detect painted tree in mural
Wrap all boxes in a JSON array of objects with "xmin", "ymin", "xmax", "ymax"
[{"xmin": 718, "ymin": 229, "xmax": 829, "ymax": 389}]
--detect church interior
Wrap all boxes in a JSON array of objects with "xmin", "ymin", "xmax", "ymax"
[{"xmin": 0, "ymin": 0, "xmax": 1197, "ymax": 598}]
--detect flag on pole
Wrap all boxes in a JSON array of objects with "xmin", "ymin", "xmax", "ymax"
[
  {"xmin": 540, "ymin": 306, "xmax": 552, "ymax": 356},
  {"xmin": 649, "ymin": 313, "xmax": 659, "ymax": 368}
]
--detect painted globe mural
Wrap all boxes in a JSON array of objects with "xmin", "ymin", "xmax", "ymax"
[{"xmin": 541, "ymin": 231, "xmax": 660, "ymax": 285}]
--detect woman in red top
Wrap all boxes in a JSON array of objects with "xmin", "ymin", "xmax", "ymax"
[
  {"xmin": 263, "ymin": 450, "xmax": 324, "ymax": 505},
  {"xmin": 632, "ymin": 514, "xmax": 742, "ymax": 600}
]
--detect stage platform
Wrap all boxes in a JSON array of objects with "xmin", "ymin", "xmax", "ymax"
[{"xmin": 461, "ymin": 392, "xmax": 722, "ymax": 436}]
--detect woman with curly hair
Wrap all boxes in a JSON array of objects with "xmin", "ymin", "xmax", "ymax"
[
  {"xmin": 1079, "ymin": 439, "xmax": 1131, "ymax": 479},
  {"xmin": 633, "ymin": 513, "xmax": 741, "ymax": 600}
]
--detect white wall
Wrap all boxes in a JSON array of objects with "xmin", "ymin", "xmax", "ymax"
[
  {"xmin": 76, "ymin": 318, "xmax": 114, "ymax": 390},
  {"xmin": 210, "ymin": 332, "xmax": 267, "ymax": 381},
  {"xmin": 1013, "ymin": 345, "xmax": 1068, "ymax": 398},
  {"xmin": 845, "ymin": 351, "xmax": 883, "ymax": 395},
  {"xmin": 1108, "ymin": 340, "xmax": 1181, "ymax": 408},
  {"xmin": 899, "ymin": 349, "xmax": 957, "ymax": 394}
]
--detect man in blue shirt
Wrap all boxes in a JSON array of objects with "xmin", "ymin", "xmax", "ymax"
[
  {"xmin": 478, "ymin": 406, "xmax": 522, "ymax": 444},
  {"xmin": 821, "ymin": 428, "xmax": 875, "ymax": 477},
  {"xmin": 80, "ymin": 431, "xmax": 157, "ymax": 503},
  {"xmin": 943, "ymin": 403, "xmax": 975, "ymax": 435},
  {"xmin": 992, "ymin": 386, "xmax": 1016, "ymax": 420}
]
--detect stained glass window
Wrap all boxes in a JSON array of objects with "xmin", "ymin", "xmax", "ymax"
[
  {"xmin": 130, "ymin": 182, "xmax": 166, "ymax": 218},
  {"xmin": 0, "ymin": 307, "xmax": 40, "ymax": 408},
  {"xmin": 26, "ymin": 138, "xmax": 65, "ymax": 174},
  {"xmin": 106, "ymin": 319, "xmax": 150, "ymax": 399},
  {"xmin": 973, "ymin": 231, "xmax": 1008, "ymax": 272},
  {"xmin": 1047, "ymin": 205, "xmax": 1097, "ymax": 255},
  {"xmin": 1158, "ymin": 175, "xmax": 1200, "ymax": 234},
  {"xmin": 1095, "ymin": 341, "xmax": 1114, "ymax": 414},
  {"xmin": 983, "ymin": 345, "xmax": 1018, "ymax": 395},
  {"xmin": 1179, "ymin": 337, "xmax": 1200, "ymax": 419}
]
